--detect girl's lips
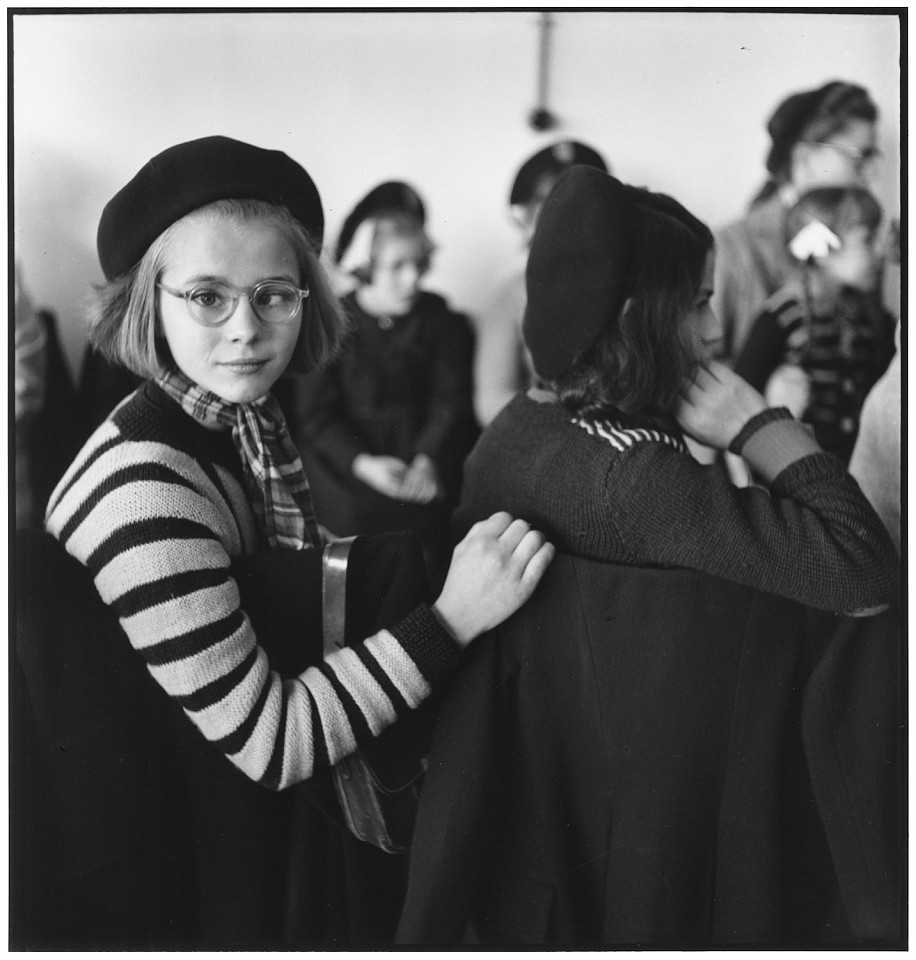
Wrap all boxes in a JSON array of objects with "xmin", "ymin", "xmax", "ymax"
[{"xmin": 220, "ymin": 359, "xmax": 268, "ymax": 373}]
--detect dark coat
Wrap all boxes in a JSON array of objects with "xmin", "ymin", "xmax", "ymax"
[
  {"xmin": 281, "ymin": 291, "xmax": 478, "ymax": 554},
  {"xmin": 12, "ymin": 528, "xmax": 431, "ymax": 950},
  {"xmin": 396, "ymin": 553, "xmax": 902, "ymax": 947}
]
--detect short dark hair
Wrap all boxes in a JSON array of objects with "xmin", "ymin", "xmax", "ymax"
[
  {"xmin": 555, "ymin": 189, "xmax": 713, "ymax": 419},
  {"xmin": 88, "ymin": 198, "xmax": 349, "ymax": 379}
]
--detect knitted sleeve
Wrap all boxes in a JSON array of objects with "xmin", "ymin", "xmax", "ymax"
[
  {"xmin": 606, "ymin": 441, "xmax": 899, "ymax": 617},
  {"xmin": 44, "ymin": 423, "xmax": 463, "ymax": 791}
]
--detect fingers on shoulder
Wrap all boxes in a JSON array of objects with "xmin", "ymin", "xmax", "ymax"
[
  {"xmin": 469, "ymin": 513, "xmax": 553, "ymax": 565},
  {"xmin": 471, "ymin": 511, "xmax": 514, "ymax": 537},
  {"xmin": 519, "ymin": 539, "xmax": 556, "ymax": 590}
]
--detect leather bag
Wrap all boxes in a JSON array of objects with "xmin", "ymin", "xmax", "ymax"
[{"xmin": 322, "ymin": 537, "xmax": 429, "ymax": 854}]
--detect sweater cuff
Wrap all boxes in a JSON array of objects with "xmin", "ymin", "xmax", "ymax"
[
  {"xmin": 728, "ymin": 406, "xmax": 794, "ymax": 454},
  {"xmin": 732, "ymin": 408, "xmax": 824, "ymax": 485},
  {"xmin": 388, "ymin": 603, "xmax": 465, "ymax": 684}
]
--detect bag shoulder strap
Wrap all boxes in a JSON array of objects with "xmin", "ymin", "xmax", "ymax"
[{"xmin": 322, "ymin": 537, "xmax": 359, "ymax": 655}]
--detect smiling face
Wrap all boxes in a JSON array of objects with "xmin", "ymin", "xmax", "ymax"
[{"xmin": 158, "ymin": 214, "xmax": 303, "ymax": 404}]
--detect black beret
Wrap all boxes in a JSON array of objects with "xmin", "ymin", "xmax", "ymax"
[
  {"xmin": 765, "ymin": 80, "xmax": 874, "ymax": 177},
  {"xmin": 334, "ymin": 181, "xmax": 425, "ymax": 263},
  {"xmin": 509, "ymin": 140, "xmax": 608, "ymax": 206},
  {"xmin": 97, "ymin": 135, "xmax": 324, "ymax": 281},
  {"xmin": 523, "ymin": 167, "xmax": 636, "ymax": 381}
]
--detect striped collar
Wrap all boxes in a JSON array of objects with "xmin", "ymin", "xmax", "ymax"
[{"xmin": 571, "ymin": 415, "xmax": 688, "ymax": 454}]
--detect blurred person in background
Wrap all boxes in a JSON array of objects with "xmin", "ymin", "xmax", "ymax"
[
  {"xmin": 713, "ymin": 80, "xmax": 888, "ymax": 365},
  {"xmin": 848, "ymin": 320, "xmax": 901, "ymax": 551},
  {"xmin": 734, "ymin": 186, "xmax": 895, "ymax": 465},
  {"xmin": 14, "ymin": 264, "xmax": 48, "ymax": 527},
  {"xmin": 14, "ymin": 264, "xmax": 80, "ymax": 527},
  {"xmin": 289, "ymin": 181, "xmax": 478, "ymax": 589},
  {"xmin": 472, "ymin": 140, "xmax": 609, "ymax": 427}
]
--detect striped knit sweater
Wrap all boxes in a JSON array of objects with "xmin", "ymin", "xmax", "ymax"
[
  {"xmin": 454, "ymin": 394, "xmax": 899, "ymax": 617},
  {"xmin": 45, "ymin": 381, "xmax": 464, "ymax": 790},
  {"xmin": 735, "ymin": 284, "xmax": 896, "ymax": 463}
]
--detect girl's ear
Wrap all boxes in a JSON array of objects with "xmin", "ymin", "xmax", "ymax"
[{"xmin": 789, "ymin": 219, "xmax": 842, "ymax": 263}]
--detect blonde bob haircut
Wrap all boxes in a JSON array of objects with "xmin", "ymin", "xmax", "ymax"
[
  {"xmin": 343, "ymin": 212, "xmax": 436, "ymax": 286},
  {"xmin": 88, "ymin": 198, "xmax": 350, "ymax": 379}
]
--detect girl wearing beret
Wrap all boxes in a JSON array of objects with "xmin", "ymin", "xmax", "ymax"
[
  {"xmin": 713, "ymin": 80, "xmax": 883, "ymax": 364},
  {"xmin": 44, "ymin": 136, "xmax": 554, "ymax": 794},
  {"xmin": 455, "ymin": 166, "xmax": 897, "ymax": 617},
  {"xmin": 289, "ymin": 182, "xmax": 478, "ymax": 588},
  {"xmin": 473, "ymin": 140, "xmax": 609, "ymax": 426},
  {"xmin": 401, "ymin": 166, "xmax": 898, "ymax": 947}
]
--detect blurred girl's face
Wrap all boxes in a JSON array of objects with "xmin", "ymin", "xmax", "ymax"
[
  {"xmin": 683, "ymin": 251, "xmax": 721, "ymax": 362},
  {"xmin": 158, "ymin": 216, "xmax": 303, "ymax": 404},
  {"xmin": 792, "ymin": 118, "xmax": 879, "ymax": 193},
  {"xmin": 359, "ymin": 232, "xmax": 429, "ymax": 316},
  {"xmin": 820, "ymin": 225, "xmax": 879, "ymax": 292}
]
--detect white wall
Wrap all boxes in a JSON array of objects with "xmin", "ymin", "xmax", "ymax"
[{"xmin": 13, "ymin": 10, "xmax": 901, "ymax": 376}]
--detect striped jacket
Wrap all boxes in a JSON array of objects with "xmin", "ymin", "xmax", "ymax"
[{"xmin": 45, "ymin": 381, "xmax": 463, "ymax": 790}]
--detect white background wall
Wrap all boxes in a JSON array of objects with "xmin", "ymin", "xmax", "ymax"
[{"xmin": 13, "ymin": 10, "xmax": 901, "ymax": 377}]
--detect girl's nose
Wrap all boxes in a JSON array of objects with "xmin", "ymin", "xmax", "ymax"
[
  {"xmin": 700, "ymin": 307, "xmax": 725, "ymax": 356},
  {"xmin": 224, "ymin": 296, "xmax": 262, "ymax": 342}
]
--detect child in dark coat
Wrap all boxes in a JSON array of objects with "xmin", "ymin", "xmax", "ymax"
[
  {"xmin": 293, "ymin": 182, "xmax": 478, "ymax": 586},
  {"xmin": 734, "ymin": 186, "xmax": 896, "ymax": 463}
]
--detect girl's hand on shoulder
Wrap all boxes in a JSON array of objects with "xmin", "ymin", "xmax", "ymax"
[
  {"xmin": 675, "ymin": 360, "xmax": 767, "ymax": 450},
  {"xmin": 432, "ymin": 512, "xmax": 555, "ymax": 648}
]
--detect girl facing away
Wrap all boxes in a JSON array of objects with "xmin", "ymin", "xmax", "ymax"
[
  {"xmin": 44, "ymin": 136, "xmax": 554, "ymax": 792},
  {"xmin": 454, "ymin": 166, "xmax": 897, "ymax": 617},
  {"xmin": 734, "ymin": 186, "xmax": 896, "ymax": 464}
]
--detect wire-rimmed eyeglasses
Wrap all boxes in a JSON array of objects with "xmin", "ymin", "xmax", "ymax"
[
  {"xmin": 158, "ymin": 279, "xmax": 309, "ymax": 327},
  {"xmin": 803, "ymin": 140, "xmax": 883, "ymax": 173}
]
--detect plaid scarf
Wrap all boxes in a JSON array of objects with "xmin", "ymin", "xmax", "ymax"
[{"xmin": 156, "ymin": 367, "xmax": 321, "ymax": 550}]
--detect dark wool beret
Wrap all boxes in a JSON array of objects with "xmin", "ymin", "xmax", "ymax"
[
  {"xmin": 523, "ymin": 167, "xmax": 636, "ymax": 381},
  {"xmin": 334, "ymin": 181, "xmax": 425, "ymax": 263},
  {"xmin": 509, "ymin": 140, "xmax": 609, "ymax": 206},
  {"xmin": 765, "ymin": 80, "xmax": 875, "ymax": 177},
  {"xmin": 97, "ymin": 135, "xmax": 324, "ymax": 281}
]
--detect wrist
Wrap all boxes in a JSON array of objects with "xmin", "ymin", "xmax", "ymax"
[
  {"xmin": 430, "ymin": 598, "xmax": 475, "ymax": 649},
  {"xmin": 728, "ymin": 406, "xmax": 794, "ymax": 455},
  {"xmin": 390, "ymin": 604, "xmax": 465, "ymax": 681},
  {"xmin": 730, "ymin": 407, "xmax": 824, "ymax": 484}
]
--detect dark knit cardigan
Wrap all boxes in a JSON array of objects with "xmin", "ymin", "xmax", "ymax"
[
  {"xmin": 44, "ymin": 381, "xmax": 463, "ymax": 790},
  {"xmin": 454, "ymin": 396, "xmax": 898, "ymax": 616}
]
